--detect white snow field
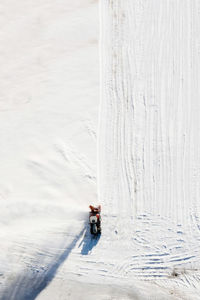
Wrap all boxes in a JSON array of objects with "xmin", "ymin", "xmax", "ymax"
[
  {"xmin": 1, "ymin": 0, "xmax": 200, "ymax": 299},
  {"xmin": 0, "ymin": 0, "xmax": 99, "ymax": 299}
]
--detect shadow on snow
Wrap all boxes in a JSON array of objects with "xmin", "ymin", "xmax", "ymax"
[
  {"xmin": 78, "ymin": 224, "xmax": 101, "ymax": 255},
  {"xmin": 0, "ymin": 223, "xmax": 87, "ymax": 300}
]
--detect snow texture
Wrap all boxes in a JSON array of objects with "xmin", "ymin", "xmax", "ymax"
[{"xmin": 1, "ymin": 0, "xmax": 200, "ymax": 299}]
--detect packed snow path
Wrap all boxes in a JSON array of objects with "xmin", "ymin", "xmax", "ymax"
[{"xmin": 97, "ymin": 0, "xmax": 200, "ymax": 279}]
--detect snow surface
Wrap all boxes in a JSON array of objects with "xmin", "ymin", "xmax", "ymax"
[{"xmin": 1, "ymin": 0, "xmax": 200, "ymax": 299}]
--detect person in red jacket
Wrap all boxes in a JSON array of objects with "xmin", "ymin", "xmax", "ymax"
[{"xmin": 89, "ymin": 205, "xmax": 101, "ymax": 234}]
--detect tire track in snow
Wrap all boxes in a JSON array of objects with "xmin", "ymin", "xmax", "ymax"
[{"xmin": 97, "ymin": 0, "xmax": 200, "ymax": 281}]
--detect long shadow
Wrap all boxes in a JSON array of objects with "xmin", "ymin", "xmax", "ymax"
[
  {"xmin": 0, "ymin": 223, "xmax": 87, "ymax": 300},
  {"xmin": 78, "ymin": 224, "xmax": 100, "ymax": 255}
]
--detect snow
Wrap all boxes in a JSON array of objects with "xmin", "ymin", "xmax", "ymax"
[
  {"xmin": 0, "ymin": 0, "xmax": 98, "ymax": 298},
  {"xmin": 1, "ymin": 0, "xmax": 200, "ymax": 299},
  {"xmin": 98, "ymin": 0, "xmax": 200, "ymax": 297}
]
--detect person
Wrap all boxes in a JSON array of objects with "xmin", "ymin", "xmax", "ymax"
[
  {"xmin": 89, "ymin": 205, "xmax": 101, "ymax": 213},
  {"xmin": 89, "ymin": 205, "xmax": 101, "ymax": 234}
]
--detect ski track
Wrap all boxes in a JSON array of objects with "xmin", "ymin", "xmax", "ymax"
[{"xmin": 61, "ymin": 0, "xmax": 200, "ymax": 292}]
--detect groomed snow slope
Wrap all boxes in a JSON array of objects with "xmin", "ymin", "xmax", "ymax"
[{"xmin": 98, "ymin": 0, "xmax": 200, "ymax": 294}]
